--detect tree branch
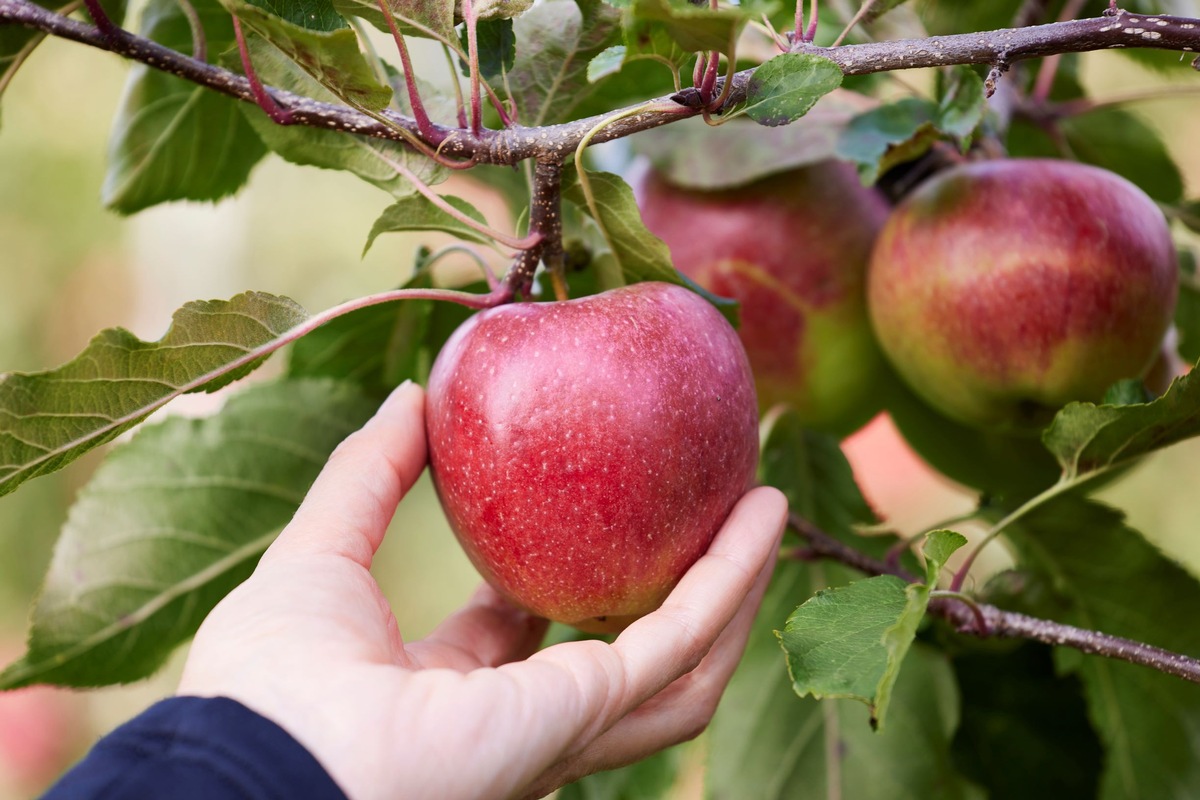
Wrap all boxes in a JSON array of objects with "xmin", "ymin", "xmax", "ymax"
[
  {"xmin": 3, "ymin": 0, "xmax": 1198, "ymax": 168},
  {"xmin": 786, "ymin": 513, "xmax": 1200, "ymax": 685}
]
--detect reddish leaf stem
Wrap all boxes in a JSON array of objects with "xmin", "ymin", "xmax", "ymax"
[
  {"xmin": 232, "ymin": 15, "xmax": 294, "ymax": 124},
  {"xmin": 376, "ymin": 0, "xmax": 441, "ymax": 144},
  {"xmin": 462, "ymin": 0, "xmax": 483, "ymax": 135}
]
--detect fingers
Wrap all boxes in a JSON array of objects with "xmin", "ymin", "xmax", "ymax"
[
  {"xmin": 408, "ymin": 585, "xmax": 549, "ymax": 670},
  {"xmin": 610, "ymin": 486, "xmax": 788, "ymax": 707},
  {"xmin": 522, "ymin": 535, "xmax": 779, "ymax": 798},
  {"xmin": 266, "ymin": 381, "xmax": 428, "ymax": 567}
]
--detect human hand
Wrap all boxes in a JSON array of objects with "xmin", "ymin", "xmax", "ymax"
[{"xmin": 178, "ymin": 381, "xmax": 788, "ymax": 800}]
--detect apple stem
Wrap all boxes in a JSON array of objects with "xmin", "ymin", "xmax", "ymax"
[{"xmin": 788, "ymin": 513, "xmax": 1200, "ymax": 684}]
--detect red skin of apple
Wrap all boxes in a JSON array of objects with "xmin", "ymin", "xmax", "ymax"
[
  {"xmin": 869, "ymin": 159, "xmax": 1178, "ymax": 433},
  {"xmin": 635, "ymin": 161, "xmax": 892, "ymax": 435},
  {"xmin": 426, "ymin": 282, "xmax": 759, "ymax": 632}
]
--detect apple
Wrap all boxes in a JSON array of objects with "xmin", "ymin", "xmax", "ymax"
[
  {"xmin": 634, "ymin": 160, "xmax": 892, "ymax": 436},
  {"xmin": 425, "ymin": 282, "xmax": 759, "ymax": 632},
  {"xmin": 868, "ymin": 158, "xmax": 1179, "ymax": 434}
]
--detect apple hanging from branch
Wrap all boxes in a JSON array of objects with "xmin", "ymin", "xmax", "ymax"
[
  {"xmin": 425, "ymin": 282, "xmax": 759, "ymax": 632},
  {"xmin": 634, "ymin": 160, "xmax": 892, "ymax": 436},
  {"xmin": 868, "ymin": 158, "xmax": 1179, "ymax": 435}
]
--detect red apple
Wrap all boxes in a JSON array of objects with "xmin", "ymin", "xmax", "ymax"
[
  {"xmin": 868, "ymin": 158, "xmax": 1178, "ymax": 434},
  {"xmin": 634, "ymin": 161, "xmax": 892, "ymax": 436},
  {"xmin": 426, "ymin": 282, "xmax": 759, "ymax": 632}
]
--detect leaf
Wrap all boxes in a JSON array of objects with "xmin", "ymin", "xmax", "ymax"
[
  {"xmin": 466, "ymin": 0, "xmax": 533, "ymax": 22},
  {"xmin": 950, "ymin": 643, "xmax": 1104, "ymax": 799},
  {"xmin": 743, "ymin": 53, "xmax": 843, "ymax": 128},
  {"xmin": 708, "ymin": 559, "xmax": 978, "ymax": 799},
  {"xmin": 465, "ymin": 18, "xmax": 517, "ymax": 81},
  {"xmin": 778, "ymin": 529, "xmax": 965, "ymax": 729},
  {"xmin": 836, "ymin": 97, "xmax": 939, "ymax": 184},
  {"xmin": 559, "ymin": 746, "xmax": 682, "ymax": 799},
  {"xmin": 331, "ymin": 0, "xmax": 455, "ymax": 42},
  {"xmin": 1060, "ymin": 108, "xmax": 1184, "ymax": 204},
  {"xmin": 587, "ymin": 44, "xmax": 626, "ymax": 83},
  {"xmin": 1006, "ymin": 498, "xmax": 1200, "ymax": 800},
  {"xmin": 102, "ymin": 0, "xmax": 268, "ymax": 213},
  {"xmin": 1180, "ymin": 200, "xmax": 1200, "ymax": 236},
  {"xmin": 0, "ymin": 379, "xmax": 378, "ymax": 689},
  {"xmin": 757, "ymin": 407, "xmax": 876, "ymax": 539},
  {"xmin": 561, "ymin": 171, "xmax": 737, "ymax": 323},
  {"xmin": 233, "ymin": 35, "xmax": 441, "ymax": 197},
  {"xmin": 935, "ymin": 65, "xmax": 985, "ymax": 142},
  {"xmin": 220, "ymin": 0, "xmax": 395, "ymax": 111},
  {"xmin": 246, "ymin": 0, "xmax": 346, "ymax": 29},
  {"xmin": 0, "ymin": 292, "xmax": 309, "ymax": 499},
  {"xmin": 1041, "ymin": 363, "xmax": 1200, "ymax": 481},
  {"xmin": 627, "ymin": 0, "xmax": 749, "ymax": 54},
  {"xmin": 507, "ymin": 0, "xmax": 624, "ymax": 126},
  {"xmin": 363, "ymin": 194, "xmax": 493, "ymax": 255},
  {"xmin": 630, "ymin": 91, "xmax": 873, "ymax": 190}
]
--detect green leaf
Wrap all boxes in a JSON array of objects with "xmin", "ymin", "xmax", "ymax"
[
  {"xmin": 246, "ymin": 0, "xmax": 347, "ymax": 29},
  {"xmin": 561, "ymin": 170, "xmax": 737, "ymax": 322},
  {"xmin": 331, "ymin": 0, "xmax": 455, "ymax": 42},
  {"xmin": 778, "ymin": 529, "xmax": 965, "ymax": 729},
  {"xmin": 1060, "ymin": 108, "xmax": 1184, "ymax": 204},
  {"xmin": 935, "ymin": 65, "xmax": 985, "ymax": 142},
  {"xmin": 465, "ymin": 18, "xmax": 517, "ymax": 81},
  {"xmin": 363, "ymin": 194, "xmax": 493, "ymax": 255},
  {"xmin": 102, "ymin": 0, "xmax": 268, "ymax": 213},
  {"xmin": 757, "ymin": 407, "xmax": 876, "ymax": 538},
  {"xmin": 627, "ymin": 0, "xmax": 749, "ymax": 54},
  {"xmin": 1177, "ymin": 249, "xmax": 1200, "ymax": 364},
  {"xmin": 631, "ymin": 92, "xmax": 870, "ymax": 190},
  {"xmin": 950, "ymin": 644, "xmax": 1104, "ymax": 799},
  {"xmin": 587, "ymin": 44, "xmax": 626, "ymax": 83},
  {"xmin": 0, "ymin": 292, "xmax": 309, "ymax": 499},
  {"xmin": 508, "ymin": 0, "xmax": 622, "ymax": 126},
  {"xmin": 1042, "ymin": 363, "xmax": 1200, "ymax": 481},
  {"xmin": 836, "ymin": 97, "xmax": 939, "ymax": 184},
  {"xmin": 559, "ymin": 746, "xmax": 682, "ymax": 799},
  {"xmin": 778, "ymin": 574, "xmax": 910, "ymax": 711},
  {"xmin": 1180, "ymin": 200, "xmax": 1200, "ymax": 235},
  {"xmin": 743, "ymin": 53, "xmax": 843, "ymax": 128},
  {"xmin": 234, "ymin": 35, "xmax": 440, "ymax": 196},
  {"xmin": 220, "ymin": 0, "xmax": 394, "ymax": 111},
  {"xmin": 708, "ymin": 559, "xmax": 978, "ymax": 798},
  {"xmin": 0, "ymin": 379, "xmax": 377, "ymax": 688},
  {"xmin": 1007, "ymin": 498, "xmax": 1200, "ymax": 800}
]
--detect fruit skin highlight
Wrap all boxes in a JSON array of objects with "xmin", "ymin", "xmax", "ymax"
[
  {"xmin": 868, "ymin": 158, "xmax": 1179, "ymax": 435},
  {"xmin": 426, "ymin": 282, "xmax": 759, "ymax": 632},
  {"xmin": 635, "ymin": 161, "xmax": 892, "ymax": 436}
]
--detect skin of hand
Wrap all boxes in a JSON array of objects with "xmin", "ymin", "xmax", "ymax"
[{"xmin": 177, "ymin": 381, "xmax": 789, "ymax": 800}]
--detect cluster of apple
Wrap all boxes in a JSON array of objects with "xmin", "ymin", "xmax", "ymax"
[
  {"xmin": 422, "ymin": 153, "xmax": 1179, "ymax": 632},
  {"xmin": 639, "ymin": 154, "xmax": 1180, "ymax": 493}
]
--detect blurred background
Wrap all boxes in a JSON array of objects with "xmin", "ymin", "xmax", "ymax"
[{"xmin": 0, "ymin": 17, "xmax": 1198, "ymax": 799}]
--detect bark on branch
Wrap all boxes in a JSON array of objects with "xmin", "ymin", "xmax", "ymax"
[
  {"xmin": 787, "ymin": 514, "xmax": 1200, "ymax": 685},
  {"xmin": 2, "ymin": 0, "xmax": 1198, "ymax": 166}
]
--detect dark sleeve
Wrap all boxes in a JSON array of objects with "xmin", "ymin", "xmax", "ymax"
[{"xmin": 42, "ymin": 696, "xmax": 348, "ymax": 800}]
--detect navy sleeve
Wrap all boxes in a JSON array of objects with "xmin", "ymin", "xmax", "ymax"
[{"xmin": 42, "ymin": 696, "xmax": 348, "ymax": 800}]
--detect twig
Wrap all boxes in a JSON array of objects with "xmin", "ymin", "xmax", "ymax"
[{"xmin": 786, "ymin": 513, "xmax": 1200, "ymax": 685}]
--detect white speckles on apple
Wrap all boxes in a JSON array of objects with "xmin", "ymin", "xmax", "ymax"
[{"xmin": 425, "ymin": 282, "xmax": 758, "ymax": 628}]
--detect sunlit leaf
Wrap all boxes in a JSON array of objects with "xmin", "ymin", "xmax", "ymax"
[
  {"xmin": 363, "ymin": 194, "xmax": 493, "ymax": 255},
  {"xmin": 0, "ymin": 292, "xmax": 309, "ymax": 498}
]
